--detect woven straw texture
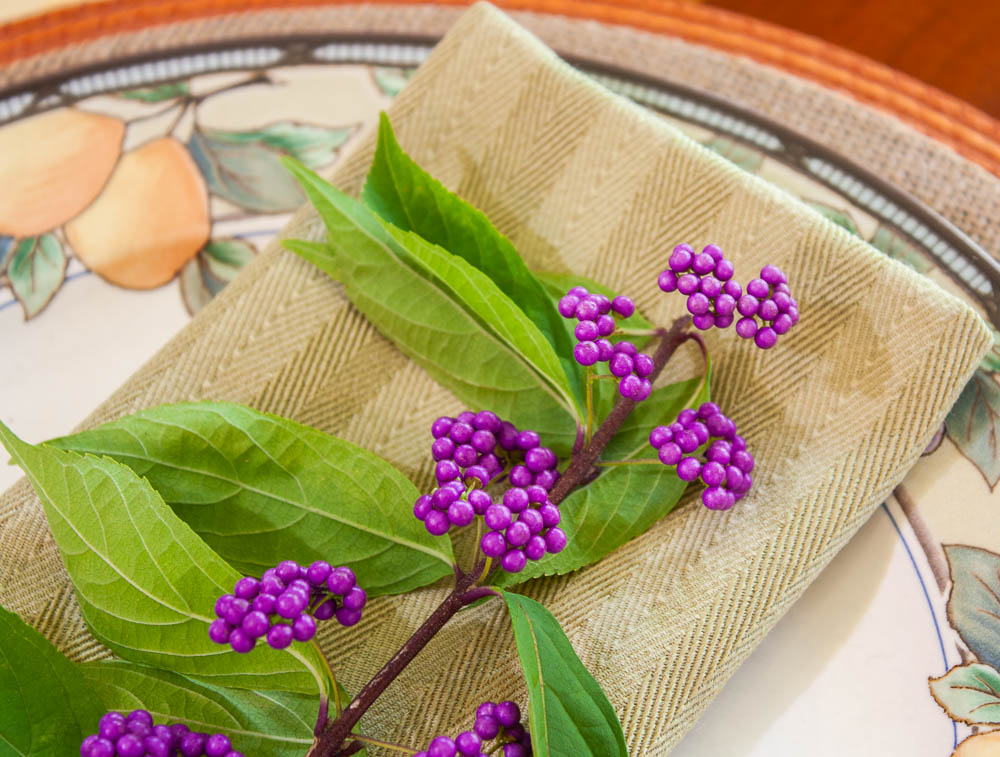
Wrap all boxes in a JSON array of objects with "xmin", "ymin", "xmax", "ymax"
[{"xmin": 0, "ymin": 4, "xmax": 992, "ymax": 754}]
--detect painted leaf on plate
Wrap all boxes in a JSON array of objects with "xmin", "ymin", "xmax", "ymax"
[
  {"xmin": 980, "ymin": 327, "xmax": 1000, "ymax": 373},
  {"xmin": 283, "ymin": 160, "xmax": 579, "ymax": 455},
  {"xmin": 362, "ymin": 113, "xmax": 583, "ymax": 407},
  {"xmin": 945, "ymin": 370, "xmax": 1000, "ymax": 489},
  {"xmin": 929, "ymin": 663, "xmax": 1000, "ymax": 725},
  {"xmin": 372, "ymin": 67, "xmax": 414, "ymax": 98},
  {"xmin": 79, "ymin": 661, "xmax": 318, "ymax": 756},
  {"xmin": 0, "ymin": 420, "xmax": 330, "ymax": 695},
  {"xmin": 702, "ymin": 136, "xmax": 764, "ymax": 174},
  {"xmin": 188, "ymin": 122, "xmax": 354, "ymax": 213},
  {"xmin": 502, "ymin": 591, "xmax": 627, "ymax": 757},
  {"xmin": 807, "ymin": 202, "xmax": 859, "ymax": 236},
  {"xmin": 0, "ymin": 603, "xmax": 106, "ymax": 756},
  {"xmin": 869, "ymin": 225, "xmax": 932, "ymax": 274},
  {"xmin": 49, "ymin": 401, "xmax": 454, "ymax": 596},
  {"xmin": 945, "ymin": 545, "xmax": 1000, "ymax": 669},
  {"xmin": 7, "ymin": 233, "xmax": 67, "ymax": 319},
  {"xmin": 119, "ymin": 82, "xmax": 190, "ymax": 102},
  {"xmin": 0, "ymin": 235, "xmax": 12, "ymax": 274},
  {"xmin": 179, "ymin": 237, "xmax": 257, "ymax": 315}
]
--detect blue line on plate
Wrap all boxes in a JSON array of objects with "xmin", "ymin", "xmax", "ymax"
[{"xmin": 882, "ymin": 501, "xmax": 957, "ymax": 749}]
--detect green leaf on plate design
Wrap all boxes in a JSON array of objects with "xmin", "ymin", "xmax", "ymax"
[
  {"xmin": 807, "ymin": 202, "xmax": 859, "ymax": 236},
  {"xmin": 0, "ymin": 420, "xmax": 330, "ymax": 695},
  {"xmin": 188, "ymin": 122, "xmax": 355, "ymax": 213},
  {"xmin": 702, "ymin": 136, "xmax": 764, "ymax": 174},
  {"xmin": 180, "ymin": 237, "xmax": 257, "ymax": 315},
  {"xmin": 502, "ymin": 591, "xmax": 628, "ymax": 757},
  {"xmin": 372, "ymin": 67, "xmax": 415, "ymax": 98},
  {"xmin": 0, "ymin": 602, "xmax": 106, "ymax": 756},
  {"xmin": 283, "ymin": 160, "xmax": 580, "ymax": 454},
  {"xmin": 363, "ymin": 114, "xmax": 583, "ymax": 407},
  {"xmin": 119, "ymin": 82, "xmax": 190, "ymax": 102},
  {"xmin": 945, "ymin": 370, "xmax": 1000, "ymax": 489},
  {"xmin": 7, "ymin": 233, "xmax": 67, "ymax": 319},
  {"xmin": 869, "ymin": 225, "xmax": 932, "ymax": 274},
  {"xmin": 945, "ymin": 545, "xmax": 1000, "ymax": 668},
  {"xmin": 79, "ymin": 661, "xmax": 318, "ymax": 755},
  {"xmin": 0, "ymin": 235, "xmax": 12, "ymax": 274},
  {"xmin": 929, "ymin": 663, "xmax": 1000, "ymax": 725},
  {"xmin": 49, "ymin": 401, "xmax": 454, "ymax": 596},
  {"xmin": 981, "ymin": 328, "xmax": 1000, "ymax": 373}
]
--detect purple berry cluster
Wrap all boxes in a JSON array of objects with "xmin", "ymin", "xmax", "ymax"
[
  {"xmin": 658, "ymin": 244, "xmax": 799, "ymax": 348},
  {"xmin": 649, "ymin": 402, "xmax": 755, "ymax": 511},
  {"xmin": 415, "ymin": 411, "xmax": 567, "ymax": 573},
  {"xmin": 558, "ymin": 286, "xmax": 655, "ymax": 401},
  {"xmin": 209, "ymin": 560, "xmax": 365, "ymax": 653},
  {"xmin": 414, "ymin": 701, "xmax": 531, "ymax": 757},
  {"xmin": 80, "ymin": 710, "xmax": 243, "ymax": 757},
  {"xmin": 732, "ymin": 265, "xmax": 799, "ymax": 349}
]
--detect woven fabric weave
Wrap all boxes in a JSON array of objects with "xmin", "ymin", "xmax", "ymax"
[{"xmin": 0, "ymin": 4, "xmax": 990, "ymax": 754}]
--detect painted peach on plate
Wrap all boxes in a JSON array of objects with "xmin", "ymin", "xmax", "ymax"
[
  {"xmin": 953, "ymin": 731, "xmax": 1000, "ymax": 756},
  {"xmin": 64, "ymin": 137, "xmax": 210, "ymax": 289},
  {"xmin": 0, "ymin": 108, "xmax": 124, "ymax": 237}
]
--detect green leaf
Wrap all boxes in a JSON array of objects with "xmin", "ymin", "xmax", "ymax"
[
  {"xmin": 807, "ymin": 202, "xmax": 859, "ymax": 236},
  {"xmin": 945, "ymin": 370, "xmax": 1000, "ymax": 489},
  {"xmin": 0, "ymin": 603, "xmax": 106, "ymax": 756},
  {"xmin": 282, "ymin": 160, "xmax": 579, "ymax": 454},
  {"xmin": 494, "ymin": 361, "xmax": 708, "ymax": 588},
  {"xmin": 0, "ymin": 420, "xmax": 329, "ymax": 695},
  {"xmin": 189, "ymin": 123, "xmax": 354, "ymax": 213},
  {"xmin": 120, "ymin": 82, "xmax": 190, "ymax": 102},
  {"xmin": 49, "ymin": 401, "xmax": 454, "ymax": 596},
  {"xmin": 930, "ymin": 663, "xmax": 1000, "ymax": 725},
  {"xmin": 701, "ymin": 136, "xmax": 764, "ymax": 174},
  {"xmin": 7, "ymin": 234, "xmax": 66, "ymax": 319},
  {"xmin": 980, "ymin": 328, "xmax": 1000, "ymax": 374},
  {"xmin": 945, "ymin": 545, "xmax": 1000, "ymax": 669},
  {"xmin": 372, "ymin": 67, "xmax": 414, "ymax": 97},
  {"xmin": 180, "ymin": 238, "xmax": 257, "ymax": 315},
  {"xmin": 501, "ymin": 591, "xmax": 627, "ymax": 757},
  {"xmin": 79, "ymin": 660, "xmax": 317, "ymax": 755},
  {"xmin": 362, "ymin": 114, "xmax": 583, "ymax": 406}
]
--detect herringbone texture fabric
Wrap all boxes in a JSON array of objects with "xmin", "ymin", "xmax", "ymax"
[{"xmin": 0, "ymin": 5, "xmax": 991, "ymax": 754}]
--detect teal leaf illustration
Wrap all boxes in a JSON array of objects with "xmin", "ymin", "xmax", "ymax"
[
  {"xmin": 283, "ymin": 160, "xmax": 579, "ymax": 455},
  {"xmin": 179, "ymin": 237, "xmax": 257, "ymax": 315},
  {"xmin": 79, "ymin": 661, "xmax": 318, "ymax": 755},
  {"xmin": 120, "ymin": 82, "xmax": 190, "ymax": 102},
  {"xmin": 930, "ymin": 663, "xmax": 1000, "ymax": 725},
  {"xmin": 372, "ymin": 67, "xmax": 415, "ymax": 98},
  {"xmin": 0, "ymin": 602, "xmax": 106, "ymax": 756},
  {"xmin": 189, "ymin": 122, "xmax": 355, "ymax": 213},
  {"xmin": 869, "ymin": 225, "xmax": 932, "ymax": 274},
  {"xmin": 0, "ymin": 420, "xmax": 330, "ymax": 695},
  {"xmin": 362, "ymin": 114, "xmax": 584, "ymax": 408},
  {"xmin": 7, "ymin": 234, "xmax": 67, "ymax": 319},
  {"xmin": 946, "ymin": 370, "xmax": 1000, "ymax": 489},
  {"xmin": 808, "ymin": 202, "xmax": 859, "ymax": 236},
  {"xmin": 49, "ymin": 401, "xmax": 454, "ymax": 596},
  {"xmin": 945, "ymin": 545, "xmax": 1000, "ymax": 669},
  {"xmin": 702, "ymin": 136, "xmax": 764, "ymax": 173},
  {"xmin": 502, "ymin": 591, "xmax": 628, "ymax": 757}
]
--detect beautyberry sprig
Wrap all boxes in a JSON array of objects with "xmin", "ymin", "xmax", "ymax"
[
  {"xmin": 81, "ymin": 710, "xmax": 244, "ymax": 757},
  {"xmin": 209, "ymin": 560, "xmax": 365, "ymax": 653},
  {"xmin": 649, "ymin": 402, "xmax": 754, "ymax": 510},
  {"xmin": 734, "ymin": 265, "xmax": 799, "ymax": 349},
  {"xmin": 414, "ymin": 701, "xmax": 531, "ymax": 757}
]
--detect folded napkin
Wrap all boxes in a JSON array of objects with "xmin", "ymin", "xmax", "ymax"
[{"xmin": 0, "ymin": 3, "xmax": 990, "ymax": 753}]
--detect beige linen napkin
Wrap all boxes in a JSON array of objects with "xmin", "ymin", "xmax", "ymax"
[{"xmin": 0, "ymin": 4, "xmax": 991, "ymax": 754}]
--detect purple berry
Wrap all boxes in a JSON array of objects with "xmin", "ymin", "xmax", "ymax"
[
  {"xmin": 205, "ymin": 734, "xmax": 232, "ymax": 757},
  {"xmin": 496, "ymin": 701, "xmax": 521, "ymax": 727},
  {"xmin": 431, "ymin": 437, "xmax": 455, "ymax": 461},
  {"xmin": 116, "ymin": 735, "xmax": 146, "ymax": 757},
  {"xmin": 456, "ymin": 731, "xmax": 482, "ymax": 756},
  {"xmin": 703, "ymin": 243, "xmax": 723, "ymax": 262},
  {"xmin": 723, "ymin": 279, "xmax": 742, "ymax": 299},
  {"xmin": 145, "ymin": 737, "xmax": 170, "ymax": 757},
  {"xmin": 448, "ymin": 500, "xmax": 475, "ymax": 527},
  {"xmin": 436, "ymin": 459, "xmax": 460, "ymax": 484},
  {"xmin": 692, "ymin": 313, "xmax": 715, "ymax": 330},
  {"xmin": 503, "ymin": 487, "xmax": 530, "ymax": 513},
  {"xmin": 677, "ymin": 273, "xmax": 699, "ymax": 295},
  {"xmin": 475, "ymin": 715, "xmax": 500, "ymax": 740},
  {"xmin": 635, "ymin": 378, "xmax": 652, "ymax": 401},
  {"xmin": 241, "ymin": 610, "xmax": 269, "ymax": 639},
  {"xmin": 425, "ymin": 510, "xmax": 450, "ymax": 535},
  {"xmin": 595, "ymin": 314, "xmax": 616, "ymax": 337},
  {"xmin": 414, "ymin": 495, "xmax": 433, "ymax": 520},
  {"xmin": 509, "ymin": 465, "xmax": 533, "ymax": 488},
  {"xmin": 485, "ymin": 504, "xmax": 512, "ymax": 530},
  {"xmin": 473, "ymin": 410, "xmax": 501, "ymax": 432},
  {"xmin": 558, "ymin": 295, "xmax": 579, "ymax": 317},
  {"xmin": 336, "ymin": 607, "xmax": 362, "ymax": 627},
  {"xmin": 229, "ymin": 628, "xmax": 255, "ymax": 653},
  {"xmin": 534, "ymin": 468, "xmax": 559, "ymax": 490},
  {"xmin": 732, "ymin": 450, "xmax": 754, "ymax": 472},
  {"xmin": 481, "ymin": 532, "xmax": 507, "ymax": 558},
  {"xmin": 575, "ymin": 320, "xmax": 599, "ymax": 342},
  {"xmin": 99, "ymin": 713, "xmax": 126, "ymax": 741},
  {"xmin": 233, "ymin": 577, "xmax": 260, "ymax": 600},
  {"xmin": 453, "ymin": 444, "xmax": 477, "ymax": 468},
  {"xmin": 525, "ymin": 535, "xmax": 547, "ymax": 560},
  {"xmin": 306, "ymin": 561, "xmax": 332, "ymax": 586},
  {"xmin": 214, "ymin": 594, "xmax": 234, "ymax": 618},
  {"xmin": 516, "ymin": 429, "xmax": 540, "ymax": 450},
  {"xmin": 690, "ymin": 421, "xmax": 709, "ymax": 445},
  {"xmin": 735, "ymin": 317, "xmax": 758, "ymax": 339},
  {"xmin": 545, "ymin": 527, "xmax": 567, "ymax": 553},
  {"xmin": 760, "ymin": 264, "xmax": 786, "ymax": 285},
  {"xmin": 518, "ymin": 508, "xmax": 544, "ymax": 534},
  {"xmin": 701, "ymin": 461, "xmax": 726, "ymax": 487},
  {"xmin": 715, "ymin": 258, "xmax": 735, "ymax": 280},
  {"xmin": 222, "ymin": 598, "xmax": 250, "ymax": 626},
  {"xmin": 658, "ymin": 270, "xmax": 678, "ymax": 292},
  {"xmin": 715, "ymin": 293, "xmax": 736, "ymax": 317},
  {"xmin": 736, "ymin": 295, "xmax": 759, "ymax": 317},
  {"xmin": 706, "ymin": 412, "xmax": 734, "ymax": 438},
  {"xmin": 266, "ymin": 624, "xmax": 293, "ymax": 649},
  {"xmin": 755, "ymin": 327, "xmax": 778, "ymax": 349},
  {"xmin": 614, "ymin": 341, "xmax": 637, "ymax": 356},
  {"xmin": 676, "ymin": 457, "xmax": 702, "ymax": 481},
  {"xmin": 539, "ymin": 503, "xmax": 561, "ymax": 527},
  {"xmin": 595, "ymin": 338, "xmax": 615, "ymax": 361},
  {"xmin": 692, "ymin": 252, "xmax": 715, "ymax": 275},
  {"xmin": 633, "ymin": 353, "xmax": 654, "ymax": 378},
  {"xmin": 649, "ymin": 426, "xmax": 671, "ymax": 448},
  {"xmin": 725, "ymin": 465, "xmax": 745, "ymax": 491},
  {"xmin": 468, "ymin": 489, "xmax": 492, "ymax": 515},
  {"xmin": 506, "ymin": 521, "xmax": 531, "ymax": 547},
  {"xmin": 526, "ymin": 484, "xmax": 548, "ymax": 503},
  {"xmin": 181, "ymin": 733, "xmax": 207, "ymax": 757},
  {"xmin": 327, "ymin": 567, "xmax": 355, "ymax": 595},
  {"xmin": 504, "ymin": 744, "xmax": 528, "ymax": 757},
  {"xmin": 313, "ymin": 598, "xmax": 337, "ymax": 620},
  {"xmin": 772, "ymin": 313, "xmax": 793, "ymax": 334},
  {"xmin": 698, "ymin": 401, "xmax": 719, "ymax": 418},
  {"xmin": 89, "ymin": 739, "xmax": 115, "ymax": 757},
  {"xmin": 609, "ymin": 352, "xmax": 633, "ymax": 377},
  {"xmin": 619, "ymin": 374, "xmax": 642, "ymax": 399},
  {"xmin": 293, "ymin": 613, "xmax": 318, "ymax": 641},
  {"xmin": 658, "ymin": 443, "xmax": 682, "ymax": 465},
  {"xmin": 592, "ymin": 293, "xmax": 612, "ymax": 314},
  {"xmin": 276, "ymin": 591, "xmax": 306, "ymax": 619},
  {"xmin": 746, "ymin": 278, "xmax": 770, "ymax": 299},
  {"xmin": 675, "ymin": 430, "xmax": 699, "ymax": 453},
  {"xmin": 611, "ymin": 295, "xmax": 635, "ymax": 318},
  {"xmin": 574, "ymin": 341, "xmax": 600, "ymax": 366},
  {"xmin": 431, "ymin": 417, "xmax": 454, "ymax": 439},
  {"xmin": 758, "ymin": 299, "xmax": 779, "ymax": 321},
  {"xmin": 260, "ymin": 574, "xmax": 284, "ymax": 597},
  {"xmin": 699, "ymin": 275, "xmax": 722, "ymax": 298},
  {"xmin": 702, "ymin": 486, "xmax": 734, "ymax": 510},
  {"xmin": 450, "ymin": 422, "xmax": 474, "ymax": 445},
  {"xmin": 501, "ymin": 549, "xmax": 528, "ymax": 573},
  {"xmin": 275, "ymin": 560, "xmax": 301, "ymax": 584},
  {"xmin": 575, "ymin": 298, "xmax": 599, "ymax": 321},
  {"xmin": 342, "ymin": 586, "xmax": 366, "ymax": 611},
  {"xmin": 428, "ymin": 736, "xmax": 457, "ymax": 757},
  {"xmin": 126, "ymin": 719, "xmax": 150, "ymax": 738}
]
